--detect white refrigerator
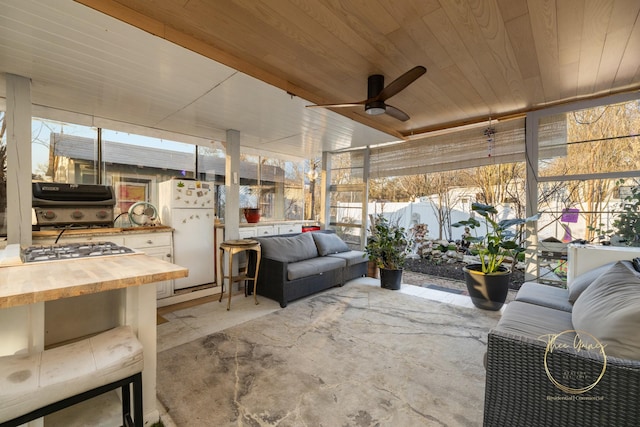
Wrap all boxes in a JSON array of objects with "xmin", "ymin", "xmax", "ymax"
[{"xmin": 159, "ymin": 179, "xmax": 216, "ymax": 290}]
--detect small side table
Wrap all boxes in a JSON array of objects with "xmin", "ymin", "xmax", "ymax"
[{"xmin": 218, "ymin": 239, "xmax": 261, "ymax": 310}]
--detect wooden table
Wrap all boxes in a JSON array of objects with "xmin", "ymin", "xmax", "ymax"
[{"xmin": 0, "ymin": 252, "xmax": 188, "ymax": 424}]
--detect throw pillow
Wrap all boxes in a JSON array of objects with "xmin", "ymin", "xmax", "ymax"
[
  {"xmin": 572, "ymin": 261, "xmax": 640, "ymax": 360},
  {"xmin": 257, "ymin": 232, "xmax": 318, "ymax": 263},
  {"xmin": 568, "ymin": 262, "xmax": 615, "ymax": 304},
  {"xmin": 312, "ymin": 232, "xmax": 350, "ymax": 256}
]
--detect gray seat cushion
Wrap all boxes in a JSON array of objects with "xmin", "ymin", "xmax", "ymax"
[
  {"xmin": 515, "ymin": 282, "xmax": 573, "ymax": 312},
  {"xmin": 287, "ymin": 256, "xmax": 346, "ymax": 280},
  {"xmin": 326, "ymin": 250, "xmax": 367, "ymax": 267},
  {"xmin": 495, "ymin": 301, "xmax": 576, "ymax": 348},
  {"xmin": 257, "ymin": 232, "xmax": 318, "ymax": 263}
]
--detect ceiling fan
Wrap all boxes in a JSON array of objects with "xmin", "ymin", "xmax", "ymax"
[{"xmin": 307, "ymin": 66, "xmax": 426, "ymax": 121}]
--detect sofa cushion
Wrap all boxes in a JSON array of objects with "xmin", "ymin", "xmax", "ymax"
[
  {"xmin": 312, "ymin": 232, "xmax": 351, "ymax": 256},
  {"xmin": 514, "ymin": 282, "xmax": 573, "ymax": 312},
  {"xmin": 572, "ymin": 261, "xmax": 640, "ymax": 360},
  {"xmin": 257, "ymin": 232, "xmax": 318, "ymax": 263},
  {"xmin": 568, "ymin": 262, "xmax": 616, "ymax": 303},
  {"xmin": 495, "ymin": 301, "xmax": 576, "ymax": 348},
  {"xmin": 326, "ymin": 250, "xmax": 367, "ymax": 267},
  {"xmin": 287, "ymin": 256, "xmax": 346, "ymax": 281}
]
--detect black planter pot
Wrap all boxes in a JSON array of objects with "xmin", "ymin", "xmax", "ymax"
[
  {"xmin": 462, "ymin": 264, "xmax": 510, "ymax": 311},
  {"xmin": 380, "ymin": 268, "xmax": 403, "ymax": 290}
]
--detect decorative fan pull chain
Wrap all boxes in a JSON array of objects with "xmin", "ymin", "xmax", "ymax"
[{"xmin": 484, "ymin": 119, "xmax": 496, "ymax": 157}]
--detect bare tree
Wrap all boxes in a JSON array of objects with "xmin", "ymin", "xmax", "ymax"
[
  {"xmin": 425, "ymin": 171, "xmax": 464, "ymax": 240},
  {"xmin": 543, "ymin": 101, "xmax": 640, "ymax": 240},
  {"xmin": 462, "ymin": 163, "xmax": 524, "ymax": 206}
]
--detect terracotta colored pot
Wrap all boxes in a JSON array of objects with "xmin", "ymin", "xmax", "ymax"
[{"xmin": 244, "ymin": 208, "xmax": 261, "ymax": 223}]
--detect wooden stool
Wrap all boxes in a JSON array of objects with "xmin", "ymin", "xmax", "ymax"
[
  {"xmin": 218, "ymin": 239, "xmax": 261, "ymax": 310},
  {"xmin": 0, "ymin": 326, "xmax": 143, "ymax": 427}
]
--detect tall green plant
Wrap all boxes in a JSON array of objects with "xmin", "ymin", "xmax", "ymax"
[
  {"xmin": 590, "ymin": 181, "xmax": 640, "ymax": 247},
  {"xmin": 364, "ymin": 215, "xmax": 410, "ymax": 270},
  {"xmin": 612, "ymin": 185, "xmax": 640, "ymax": 246},
  {"xmin": 453, "ymin": 203, "xmax": 539, "ymax": 274}
]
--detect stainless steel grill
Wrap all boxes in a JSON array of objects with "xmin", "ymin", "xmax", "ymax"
[{"xmin": 32, "ymin": 183, "xmax": 116, "ymax": 227}]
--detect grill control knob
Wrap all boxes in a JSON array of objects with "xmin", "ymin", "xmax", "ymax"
[
  {"xmin": 43, "ymin": 210, "xmax": 56, "ymax": 220},
  {"xmin": 71, "ymin": 210, "xmax": 84, "ymax": 220},
  {"xmin": 96, "ymin": 210, "xmax": 109, "ymax": 219}
]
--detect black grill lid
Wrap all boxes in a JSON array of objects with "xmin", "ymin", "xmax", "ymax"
[{"xmin": 32, "ymin": 182, "xmax": 116, "ymax": 205}]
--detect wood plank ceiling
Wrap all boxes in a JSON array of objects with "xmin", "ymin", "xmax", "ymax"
[{"xmin": 77, "ymin": 0, "xmax": 640, "ymax": 142}]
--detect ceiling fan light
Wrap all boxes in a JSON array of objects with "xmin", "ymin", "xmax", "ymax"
[
  {"xmin": 365, "ymin": 107, "xmax": 386, "ymax": 115},
  {"xmin": 365, "ymin": 100, "xmax": 386, "ymax": 116}
]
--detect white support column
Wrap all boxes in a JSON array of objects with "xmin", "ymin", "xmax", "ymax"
[
  {"xmin": 5, "ymin": 74, "xmax": 32, "ymax": 247},
  {"xmin": 4, "ymin": 73, "xmax": 44, "ymax": 427},
  {"xmin": 524, "ymin": 112, "xmax": 540, "ymax": 281},
  {"xmin": 320, "ymin": 151, "xmax": 331, "ymax": 229},
  {"xmin": 362, "ymin": 148, "xmax": 370, "ymax": 250},
  {"xmin": 221, "ymin": 130, "xmax": 241, "ymax": 292},
  {"xmin": 224, "ymin": 129, "xmax": 241, "ymax": 241}
]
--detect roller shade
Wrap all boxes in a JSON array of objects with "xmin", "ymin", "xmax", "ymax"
[{"xmin": 365, "ymin": 116, "xmax": 566, "ymax": 178}]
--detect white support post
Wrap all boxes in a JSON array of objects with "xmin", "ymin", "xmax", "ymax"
[
  {"xmin": 320, "ymin": 151, "xmax": 330, "ymax": 229},
  {"xmin": 5, "ymin": 74, "xmax": 32, "ymax": 247},
  {"xmin": 4, "ymin": 73, "xmax": 44, "ymax": 427},
  {"xmin": 222, "ymin": 130, "xmax": 241, "ymax": 291},
  {"xmin": 224, "ymin": 129, "xmax": 241, "ymax": 241}
]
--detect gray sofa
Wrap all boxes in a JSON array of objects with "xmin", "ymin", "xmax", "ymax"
[
  {"xmin": 484, "ymin": 258, "xmax": 640, "ymax": 426},
  {"xmin": 249, "ymin": 231, "xmax": 368, "ymax": 308}
]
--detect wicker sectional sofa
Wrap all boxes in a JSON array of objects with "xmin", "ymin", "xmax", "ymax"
[
  {"xmin": 484, "ymin": 254, "xmax": 640, "ymax": 426},
  {"xmin": 249, "ymin": 231, "xmax": 367, "ymax": 308}
]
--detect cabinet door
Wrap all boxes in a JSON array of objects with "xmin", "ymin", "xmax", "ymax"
[
  {"xmin": 144, "ymin": 247, "xmax": 174, "ymax": 299},
  {"xmin": 125, "ymin": 232, "xmax": 174, "ymax": 299}
]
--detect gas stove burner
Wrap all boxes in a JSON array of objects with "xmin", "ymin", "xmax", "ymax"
[{"xmin": 21, "ymin": 242, "xmax": 135, "ymax": 263}]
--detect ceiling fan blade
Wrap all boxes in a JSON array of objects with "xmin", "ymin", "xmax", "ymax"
[
  {"xmin": 376, "ymin": 66, "xmax": 426, "ymax": 102},
  {"xmin": 306, "ymin": 100, "xmax": 367, "ymax": 109},
  {"xmin": 385, "ymin": 105, "xmax": 410, "ymax": 122}
]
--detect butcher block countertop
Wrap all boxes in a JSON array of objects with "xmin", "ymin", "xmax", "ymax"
[{"xmin": 0, "ymin": 252, "xmax": 188, "ymax": 309}]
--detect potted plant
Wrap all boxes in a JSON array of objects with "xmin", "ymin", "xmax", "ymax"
[
  {"xmin": 453, "ymin": 203, "xmax": 539, "ymax": 310},
  {"xmin": 243, "ymin": 207, "xmax": 261, "ymax": 223},
  {"xmin": 595, "ymin": 182, "xmax": 640, "ymax": 247},
  {"xmin": 364, "ymin": 214, "xmax": 411, "ymax": 290}
]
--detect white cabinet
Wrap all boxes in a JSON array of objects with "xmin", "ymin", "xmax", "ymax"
[
  {"xmin": 123, "ymin": 232, "xmax": 174, "ymax": 300},
  {"xmin": 238, "ymin": 228, "xmax": 258, "ymax": 239},
  {"xmin": 124, "ymin": 233, "xmax": 172, "ymax": 251},
  {"xmin": 238, "ymin": 223, "xmax": 304, "ymax": 238},
  {"xmin": 256, "ymin": 225, "xmax": 276, "ymax": 236},
  {"xmin": 278, "ymin": 224, "xmax": 302, "ymax": 235}
]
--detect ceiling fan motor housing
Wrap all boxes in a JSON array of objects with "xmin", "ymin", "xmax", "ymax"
[{"xmin": 365, "ymin": 74, "xmax": 386, "ymax": 115}]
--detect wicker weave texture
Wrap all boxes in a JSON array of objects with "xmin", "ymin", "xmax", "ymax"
[{"xmin": 484, "ymin": 330, "xmax": 640, "ymax": 427}]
